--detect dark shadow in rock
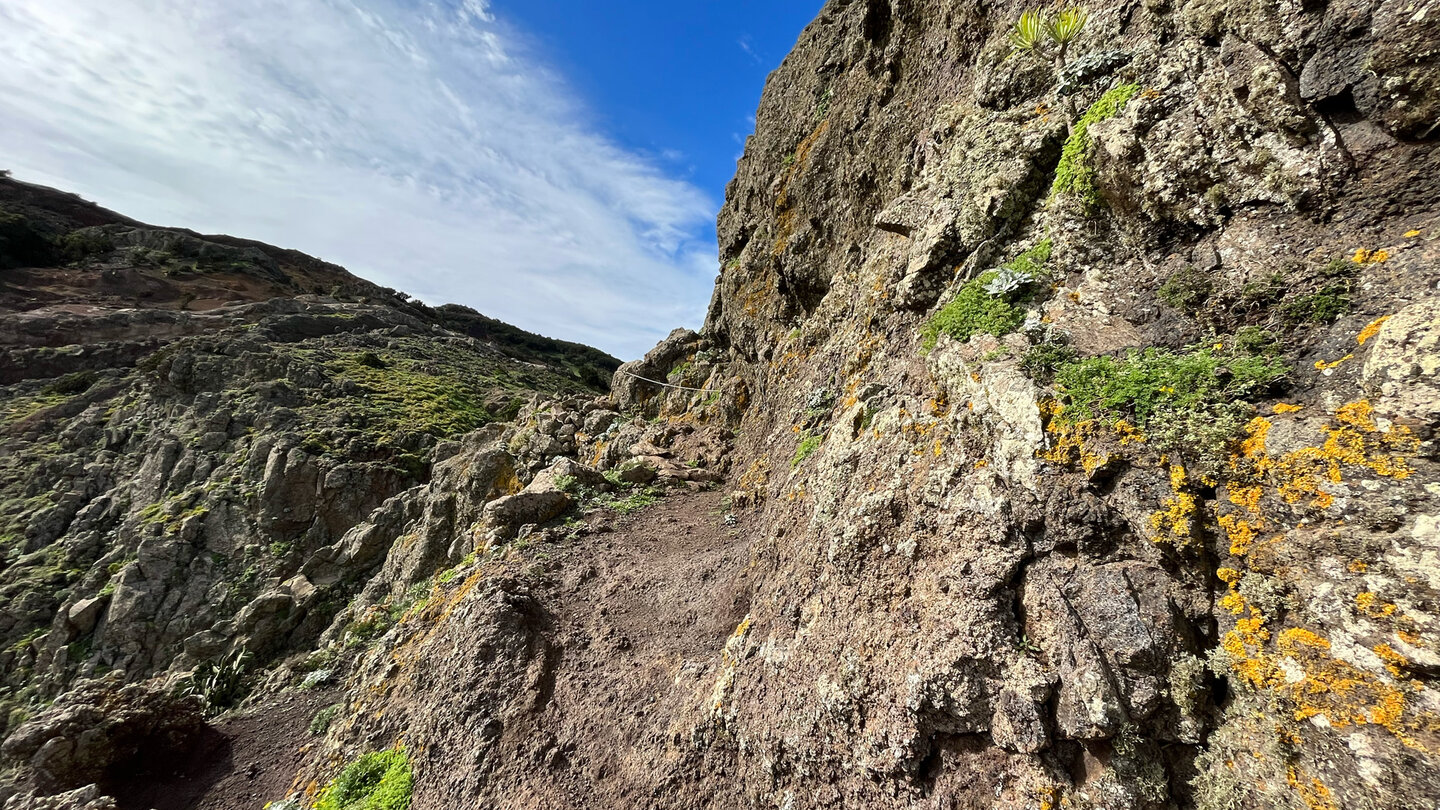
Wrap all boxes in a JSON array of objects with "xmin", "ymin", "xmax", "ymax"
[{"xmin": 105, "ymin": 726, "xmax": 232, "ymax": 810}]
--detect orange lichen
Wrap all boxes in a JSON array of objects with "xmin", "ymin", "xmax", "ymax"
[
  {"xmin": 1374, "ymin": 644, "xmax": 1410, "ymax": 679},
  {"xmin": 1041, "ymin": 402, "xmax": 1123, "ymax": 477},
  {"xmin": 1273, "ymin": 402, "xmax": 1303, "ymax": 414},
  {"xmin": 1352, "ymin": 248, "xmax": 1389, "ymax": 264},
  {"xmin": 1148, "ymin": 462, "xmax": 1200, "ymax": 546},
  {"xmin": 1218, "ymin": 513, "xmax": 1256, "ymax": 556},
  {"xmin": 1314, "ymin": 354, "xmax": 1353, "ymax": 371},
  {"xmin": 1356, "ymin": 316, "xmax": 1390, "ymax": 346},
  {"xmin": 1238, "ymin": 401, "xmax": 1419, "ymax": 507},
  {"xmin": 1356, "ymin": 591, "xmax": 1398, "ymax": 618},
  {"xmin": 1287, "ymin": 766, "xmax": 1339, "ymax": 810}
]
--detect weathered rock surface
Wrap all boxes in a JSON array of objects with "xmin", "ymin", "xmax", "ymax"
[
  {"xmin": 6, "ymin": 0, "xmax": 1440, "ymax": 808},
  {"xmin": 0, "ymin": 675, "xmax": 206, "ymax": 798}
]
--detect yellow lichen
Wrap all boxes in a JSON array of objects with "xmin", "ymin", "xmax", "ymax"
[
  {"xmin": 1287, "ymin": 766, "xmax": 1339, "ymax": 810},
  {"xmin": 1314, "ymin": 354, "xmax": 1353, "ymax": 371},
  {"xmin": 1356, "ymin": 316, "xmax": 1390, "ymax": 346},
  {"xmin": 1352, "ymin": 248, "xmax": 1389, "ymax": 264},
  {"xmin": 1150, "ymin": 463, "xmax": 1199, "ymax": 547}
]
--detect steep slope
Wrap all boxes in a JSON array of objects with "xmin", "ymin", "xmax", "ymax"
[
  {"xmin": 4, "ymin": 0, "xmax": 1440, "ymax": 808},
  {"xmin": 0, "ymin": 177, "xmax": 621, "ymax": 762}
]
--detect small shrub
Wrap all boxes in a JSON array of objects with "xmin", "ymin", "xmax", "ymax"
[
  {"xmin": 1281, "ymin": 283, "xmax": 1352, "ymax": 324},
  {"xmin": 1052, "ymin": 341, "xmax": 1288, "ymax": 466},
  {"xmin": 313, "ymin": 748, "xmax": 412, "ymax": 810},
  {"xmin": 1054, "ymin": 343, "xmax": 1287, "ymax": 427},
  {"xmin": 179, "ymin": 648, "xmax": 251, "ymax": 715},
  {"xmin": 1157, "ymin": 267, "xmax": 1213, "ymax": 313},
  {"xmin": 0, "ymin": 212, "xmax": 58, "ymax": 268},
  {"xmin": 58, "ymin": 229, "xmax": 114, "ymax": 262},
  {"xmin": 792, "ymin": 433, "xmax": 823, "ymax": 467},
  {"xmin": 309, "ymin": 703, "xmax": 342, "ymax": 736},
  {"xmin": 1239, "ymin": 272, "xmax": 1286, "ymax": 308},
  {"xmin": 1020, "ymin": 343, "xmax": 1078, "ymax": 381},
  {"xmin": 922, "ymin": 242, "xmax": 1053, "ymax": 351}
]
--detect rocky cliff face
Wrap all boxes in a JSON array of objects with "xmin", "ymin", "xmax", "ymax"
[{"xmin": 4, "ymin": 0, "xmax": 1440, "ymax": 808}]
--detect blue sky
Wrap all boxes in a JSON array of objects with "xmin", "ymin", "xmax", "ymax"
[{"xmin": 0, "ymin": 0, "xmax": 823, "ymax": 358}]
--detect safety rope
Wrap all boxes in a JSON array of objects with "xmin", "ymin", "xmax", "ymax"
[{"xmin": 613, "ymin": 368, "xmax": 715, "ymax": 393}]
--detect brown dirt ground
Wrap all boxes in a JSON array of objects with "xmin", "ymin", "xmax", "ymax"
[
  {"xmin": 115, "ymin": 687, "xmax": 339, "ymax": 810},
  {"xmin": 166, "ymin": 486, "xmax": 750, "ymax": 809}
]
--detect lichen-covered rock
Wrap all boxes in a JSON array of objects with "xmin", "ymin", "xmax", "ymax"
[{"xmin": 0, "ymin": 675, "xmax": 207, "ymax": 796}]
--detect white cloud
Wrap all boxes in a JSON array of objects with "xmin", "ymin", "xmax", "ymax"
[{"xmin": 0, "ymin": 0, "xmax": 719, "ymax": 358}]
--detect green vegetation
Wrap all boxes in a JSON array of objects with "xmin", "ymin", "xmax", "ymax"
[
  {"xmin": 1054, "ymin": 342, "xmax": 1286, "ymax": 428},
  {"xmin": 313, "ymin": 748, "xmax": 413, "ymax": 810},
  {"xmin": 607, "ymin": 489, "xmax": 661, "ymax": 515},
  {"xmin": 0, "ymin": 212, "xmax": 57, "ymax": 269},
  {"xmin": 1019, "ymin": 342, "xmax": 1078, "ymax": 381},
  {"xmin": 1050, "ymin": 84, "xmax": 1141, "ymax": 212},
  {"xmin": 792, "ymin": 433, "xmax": 823, "ymax": 467},
  {"xmin": 179, "ymin": 648, "xmax": 251, "ymax": 715},
  {"xmin": 1157, "ymin": 266, "xmax": 1213, "ymax": 313},
  {"xmin": 344, "ymin": 581, "xmax": 432, "ymax": 649},
  {"xmin": 1281, "ymin": 283, "xmax": 1352, "ymax": 324},
  {"xmin": 1008, "ymin": 6, "xmax": 1088, "ymax": 67},
  {"xmin": 1053, "ymin": 340, "xmax": 1288, "ymax": 468},
  {"xmin": 57, "ymin": 228, "xmax": 115, "ymax": 262},
  {"xmin": 922, "ymin": 241, "xmax": 1052, "ymax": 351},
  {"xmin": 41, "ymin": 371, "xmax": 99, "ymax": 397},
  {"xmin": 310, "ymin": 703, "xmax": 343, "ymax": 736}
]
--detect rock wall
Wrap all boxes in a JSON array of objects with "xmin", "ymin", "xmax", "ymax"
[
  {"xmin": 6, "ymin": 0, "xmax": 1440, "ymax": 808},
  {"xmin": 686, "ymin": 0, "xmax": 1440, "ymax": 806}
]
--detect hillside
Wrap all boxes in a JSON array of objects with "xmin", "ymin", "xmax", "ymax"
[
  {"xmin": 3, "ymin": 0, "xmax": 1439, "ymax": 808},
  {"xmin": 0, "ymin": 175, "xmax": 622, "ymax": 791}
]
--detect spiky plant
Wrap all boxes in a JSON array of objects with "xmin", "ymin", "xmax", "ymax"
[
  {"xmin": 1008, "ymin": 6, "xmax": 1089, "ymax": 70},
  {"xmin": 1008, "ymin": 9, "xmax": 1047, "ymax": 54}
]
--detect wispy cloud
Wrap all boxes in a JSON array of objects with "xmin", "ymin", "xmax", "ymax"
[
  {"xmin": 0, "ymin": 0, "xmax": 719, "ymax": 358},
  {"xmin": 736, "ymin": 35, "xmax": 764, "ymax": 65}
]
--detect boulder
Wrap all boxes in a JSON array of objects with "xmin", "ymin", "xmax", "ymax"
[{"xmin": 1, "ymin": 675, "xmax": 209, "ymax": 796}]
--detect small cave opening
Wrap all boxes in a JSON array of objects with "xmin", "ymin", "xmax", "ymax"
[{"xmin": 1314, "ymin": 87, "xmax": 1364, "ymax": 126}]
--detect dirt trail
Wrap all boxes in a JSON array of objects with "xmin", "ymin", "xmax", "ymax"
[{"xmin": 166, "ymin": 487, "xmax": 751, "ymax": 810}]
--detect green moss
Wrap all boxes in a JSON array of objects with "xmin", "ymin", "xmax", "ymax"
[
  {"xmin": 792, "ymin": 433, "xmax": 823, "ymax": 467},
  {"xmin": 1050, "ymin": 83, "xmax": 1141, "ymax": 212},
  {"xmin": 313, "ymin": 748, "xmax": 412, "ymax": 810}
]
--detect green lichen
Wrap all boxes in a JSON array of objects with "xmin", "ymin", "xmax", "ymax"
[
  {"xmin": 1050, "ymin": 84, "xmax": 1141, "ymax": 212},
  {"xmin": 313, "ymin": 748, "xmax": 412, "ymax": 810}
]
